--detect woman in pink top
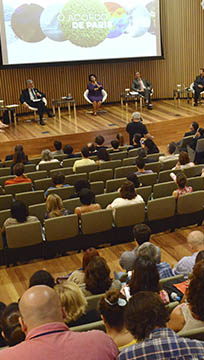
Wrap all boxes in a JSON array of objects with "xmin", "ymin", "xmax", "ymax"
[{"xmin": 172, "ymin": 173, "xmax": 193, "ymax": 199}]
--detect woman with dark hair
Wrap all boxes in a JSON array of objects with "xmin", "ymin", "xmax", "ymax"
[
  {"xmin": 98, "ymin": 289, "xmax": 136, "ymax": 349},
  {"xmin": 168, "ymin": 259, "xmax": 204, "ymax": 332},
  {"xmin": 81, "ymin": 256, "xmax": 121, "ymax": 296},
  {"xmin": 10, "ymin": 145, "xmax": 29, "ymax": 174},
  {"xmin": 107, "ymin": 181, "xmax": 144, "ymax": 217},
  {"xmin": 126, "ymin": 173, "xmax": 140, "ymax": 188},
  {"xmin": 69, "ymin": 179, "xmax": 90, "ymax": 199},
  {"xmin": 116, "ymin": 133, "xmax": 124, "ymax": 146},
  {"xmin": 143, "ymin": 138, "xmax": 159, "ymax": 154},
  {"xmin": 172, "ymin": 151, "xmax": 194, "ymax": 170},
  {"xmin": 128, "ymin": 256, "xmax": 169, "ymax": 303},
  {"xmin": 97, "ymin": 148, "xmax": 110, "ymax": 164},
  {"xmin": 29, "ymin": 270, "xmax": 55, "ymax": 288},
  {"xmin": 172, "ymin": 173, "xmax": 193, "ymax": 199},
  {"xmin": 2, "ymin": 201, "xmax": 38, "ymax": 234},
  {"xmin": 87, "ymin": 74, "xmax": 103, "ymax": 116},
  {"xmin": 74, "ymin": 188, "xmax": 101, "ymax": 217},
  {"xmin": 1, "ymin": 303, "xmax": 25, "ymax": 347}
]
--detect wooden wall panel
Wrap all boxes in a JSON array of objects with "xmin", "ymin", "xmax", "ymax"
[{"xmin": 0, "ymin": 0, "xmax": 203, "ymax": 113}]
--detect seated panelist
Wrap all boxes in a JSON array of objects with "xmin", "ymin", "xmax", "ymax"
[
  {"xmin": 132, "ymin": 71, "xmax": 153, "ymax": 109},
  {"xmin": 193, "ymin": 68, "xmax": 204, "ymax": 106},
  {"xmin": 20, "ymin": 79, "xmax": 54, "ymax": 126},
  {"xmin": 87, "ymin": 74, "xmax": 103, "ymax": 116}
]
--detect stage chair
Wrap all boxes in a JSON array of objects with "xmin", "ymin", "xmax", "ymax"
[
  {"xmin": 34, "ymin": 178, "xmax": 52, "ymax": 191},
  {"xmin": 114, "ymin": 166, "xmax": 136, "ymax": 179},
  {"xmin": 0, "ymin": 194, "xmax": 13, "ymax": 211},
  {"xmin": 5, "ymin": 182, "xmax": 33, "ymax": 195},
  {"xmin": 109, "ymin": 151, "xmax": 127, "ymax": 161},
  {"xmin": 65, "ymin": 173, "xmax": 88, "ymax": 186},
  {"xmin": 153, "ymin": 181, "xmax": 177, "ymax": 199},
  {"xmin": 83, "ymin": 89, "xmax": 107, "ymax": 114},
  {"xmin": 22, "ymin": 97, "xmax": 47, "ymax": 121},
  {"xmin": 189, "ymin": 82, "xmax": 204, "ymax": 105},
  {"xmin": 90, "ymin": 181, "xmax": 104, "ymax": 195},
  {"xmin": 114, "ymin": 203, "xmax": 145, "ymax": 228},
  {"xmin": 26, "ymin": 171, "xmax": 48, "ymax": 182},
  {"xmin": 106, "ymin": 178, "xmax": 126, "ymax": 193},
  {"xmin": 89, "ymin": 169, "xmax": 113, "ymax": 183},
  {"xmin": 29, "ymin": 203, "xmax": 46, "ymax": 223},
  {"xmin": 95, "ymin": 192, "xmax": 120, "ymax": 209},
  {"xmin": 15, "ymin": 190, "xmax": 45, "ymax": 206},
  {"xmin": 100, "ymin": 160, "xmax": 122, "ymax": 170},
  {"xmin": 47, "ymin": 186, "xmax": 75, "ymax": 200},
  {"xmin": 70, "ymin": 320, "xmax": 105, "ymax": 333},
  {"xmin": 81, "ymin": 209, "xmax": 113, "ymax": 235}
]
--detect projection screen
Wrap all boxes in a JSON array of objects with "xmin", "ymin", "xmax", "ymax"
[{"xmin": 0, "ymin": 0, "xmax": 162, "ymax": 66}]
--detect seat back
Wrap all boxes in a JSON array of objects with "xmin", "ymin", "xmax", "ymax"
[
  {"xmin": 50, "ymin": 167, "xmax": 73, "ymax": 177},
  {"xmin": 75, "ymin": 164, "xmax": 98, "ymax": 174},
  {"xmin": 15, "ymin": 191, "xmax": 45, "ymax": 206},
  {"xmin": 70, "ymin": 320, "xmax": 105, "ymax": 333},
  {"xmin": 137, "ymin": 172, "xmax": 158, "ymax": 186},
  {"xmin": 158, "ymin": 169, "xmax": 181, "ymax": 183},
  {"xmin": 89, "ymin": 169, "xmax": 113, "ymax": 183},
  {"xmin": 179, "ymin": 135, "xmax": 194, "ymax": 149},
  {"xmin": 63, "ymin": 158, "xmax": 81, "ymax": 168},
  {"xmin": 81, "ymin": 209, "xmax": 113, "ymax": 234},
  {"xmin": 114, "ymin": 202, "xmax": 145, "ymax": 227},
  {"xmin": 65, "ymin": 173, "xmax": 88, "ymax": 185},
  {"xmin": 128, "ymin": 148, "xmax": 141, "ymax": 158},
  {"xmin": 0, "ymin": 194, "xmax": 13, "ymax": 211},
  {"xmin": 26, "ymin": 171, "xmax": 48, "ymax": 181},
  {"xmin": 6, "ymin": 221, "xmax": 42, "ymax": 248},
  {"xmin": 106, "ymin": 178, "xmax": 126, "ymax": 193},
  {"xmin": 95, "ymin": 192, "xmax": 120, "ymax": 208},
  {"xmin": 146, "ymin": 153, "xmax": 164, "ymax": 162},
  {"xmin": 178, "ymin": 327, "xmax": 204, "ymax": 341},
  {"xmin": 34, "ymin": 178, "xmax": 52, "ymax": 191},
  {"xmin": 0, "ymin": 168, "xmax": 11, "ymax": 177},
  {"xmin": 122, "ymin": 157, "xmax": 137, "ymax": 166},
  {"xmin": 165, "ymin": 301, "xmax": 179, "ymax": 314},
  {"xmin": 47, "ymin": 186, "xmax": 75, "ymax": 199},
  {"xmin": 53, "ymin": 154, "xmax": 67, "ymax": 161},
  {"xmin": 90, "ymin": 181, "xmax": 104, "ymax": 195},
  {"xmin": 147, "ymin": 196, "xmax": 176, "ymax": 221},
  {"xmin": 24, "ymin": 164, "xmax": 36, "ymax": 173},
  {"xmin": 86, "ymin": 293, "xmax": 105, "ymax": 312},
  {"xmin": 5, "ymin": 182, "xmax": 33, "ymax": 195},
  {"xmin": 0, "ymin": 175, "xmax": 15, "ymax": 187},
  {"xmin": 0, "ymin": 209, "xmax": 11, "ymax": 227},
  {"xmin": 44, "ymin": 215, "xmax": 78, "ymax": 241},
  {"xmin": 177, "ymin": 191, "xmax": 204, "ymax": 214},
  {"xmin": 114, "ymin": 166, "xmax": 136, "ymax": 179},
  {"xmin": 29, "ymin": 203, "xmax": 46, "ymax": 223},
  {"xmin": 161, "ymin": 159, "xmax": 178, "ymax": 171},
  {"xmin": 183, "ymin": 165, "xmax": 203, "ymax": 178},
  {"xmin": 100, "ymin": 160, "xmax": 122, "ymax": 170},
  {"xmin": 29, "ymin": 157, "xmax": 42, "ymax": 165},
  {"xmin": 137, "ymin": 186, "xmax": 152, "ymax": 203},
  {"xmin": 187, "ymin": 176, "xmax": 204, "ymax": 191},
  {"xmin": 195, "ymin": 138, "xmax": 204, "ymax": 153},
  {"xmin": 109, "ymin": 151, "xmax": 127, "ymax": 161},
  {"xmin": 153, "ymin": 181, "xmax": 177, "ymax": 199},
  {"xmin": 159, "ymin": 274, "xmax": 184, "ymax": 287},
  {"xmin": 38, "ymin": 162, "xmax": 61, "ymax": 172},
  {"xmin": 63, "ymin": 198, "xmax": 81, "ymax": 213}
]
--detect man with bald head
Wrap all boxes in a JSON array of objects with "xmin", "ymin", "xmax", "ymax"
[
  {"xmin": 0, "ymin": 285, "xmax": 118, "ymax": 360},
  {"xmin": 173, "ymin": 230, "xmax": 204, "ymax": 278}
]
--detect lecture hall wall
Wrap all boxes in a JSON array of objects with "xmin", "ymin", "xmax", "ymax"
[{"xmin": 0, "ymin": 0, "xmax": 203, "ymax": 113}]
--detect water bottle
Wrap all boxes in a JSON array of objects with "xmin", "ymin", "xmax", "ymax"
[{"xmin": 170, "ymin": 292, "xmax": 181, "ymax": 302}]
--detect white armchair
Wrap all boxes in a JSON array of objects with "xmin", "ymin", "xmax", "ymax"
[
  {"xmin": 83, "ymin": 89, "xmax": 107, "ymax": 114},
  {"xmin": 23, "ymin": 97, "xmax": 47, "ymax": 120},
  {"xmin": 189, "ymin": 82, "xmax": 204, "ymax": 105}
]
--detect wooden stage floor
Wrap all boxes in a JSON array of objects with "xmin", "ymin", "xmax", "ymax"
[{"xmin": 0, "ymin": 99, "xmax": 204, "ymax": 159}]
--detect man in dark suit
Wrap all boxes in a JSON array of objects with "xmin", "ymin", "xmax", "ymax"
[
  {"xmin": 132, "ymin": 72, "xmax": 153, "ymax": 109},
  {"xmin": 20, "ymin": 80, "xmax": 54, "ymax": 125},
  {"xmin": 193, "ymin": 68, "xmax": 204, "ymax": 106}
]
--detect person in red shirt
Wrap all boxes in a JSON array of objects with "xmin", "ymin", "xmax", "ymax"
[{"xmin": 5, "ymin": 163, "xmax": 32, "ymax": 186}]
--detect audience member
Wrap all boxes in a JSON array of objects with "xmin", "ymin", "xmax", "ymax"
[
  {"xmin": 168, "ymin": 260, "xmax": 204, "ymax": 332},
  {"xmin": 36, "ymin": 149, "xmax": 59, "ymax": 170},
  {"xmin": 81, "ymin": 256, "xmax": 121, "ymax": 296},
  {"xmin": 45, "ymin": 194, "xmax": 70, "ymax": 219},
  {"xmin": 173, "ymin": 230, "xmax": 204, "ymax": 277},
  {"xmin": 159, "ymin": 142, "xmax": 179, "ymax": 164},
  {"xmin": 5, "ymin": 144, "xmax": 29, "ymax": 162},
  {"xmin": 129, "ymin": 256, "xmax": 169, "ymax": 304},
  {"xmin": 118, "ymin": 291, "xmax": 204, "ymax": 360},
  {"xmin": 0, "ymin": 302, "xmax": 6, "ymax": 348},
  {"xmin": 69, "ymin": 179, "xmax": 90, "ymax": 199},
  {"xmin": 29, "ymin": 270, "xmax": 55, "ymax": 288},
  {"xmin": 63, "ymin": 145, "xmax": 80, "ymax": 159},
  {"xmin": 184, "ymin": 121, "xmax": 199, "ymax": 137},
  {"xmin": 126, "ymin": 173, "xmax": 140, "ymax": 188},
  {"xmin": 2, "ymin": 201, "xmax": 38, "ymax": 236},
  {"xmin": 135, "ymin": 158, "xmax": 153, "ymax": 175},
  {"xmin": 107, "ymin": 181, "xmax": 144, "ymax": 217},
  {"xmin": 74, "ymin": 189, "xmax": 101, "ymax": 218},
  {"xmin": 137, "ymin": 242, "xmax": 173, "ymax": 279},
  {"xmin": 5, "ymin": 163, "xmax": 32, "ymax": 186},
  {"xmin": 52, "ymin": 140, "xmax": 63, "ymax": 155},
  {"xmin": 126, "ymin": 112, "xmax": 152, "ymax": 145},
  {"xmin": 96, "ymin": 148, "xmax": 110, "ymax": 163},
  {"xmin": 44, "ymin": 173, "xmax": 70, "ymax": 198},
  {"xmin": 87, "ymin": 142, "xmax": 96, "ymax": 156},
  {"xmin": 98, "ymin": 289, "xmax": 136, "ymax": 349},
  {"xmin": 143, "ymin": 138, "xmax": 159, "ymax": 154},
  {"xmin": 55, "ymin": 281, "xmax": 87, "ymax": 325},
  {"xmin": 172, "ymin": 151, "xmax": 194, "ymax": 170},
  {"xmin": 172, "ymin": 173, "xmax": 193, "ymax": 199},
  {"xmin": 10, "ymin": 147, "xmax": 30, "ymax": 174},
  {"xmin": 95, "ymin": 135, "xmax": 107, "ymax": 151},
  {"xmin": 116, "ymin": 133, "xmax": 124, "ymax": 146},
  {"xmin": 109, "ymin": 140, "xmax": 121, "ymax": 152},
  {"xmin": 1, "ymin": 303, "xmax": 25, "ymax": 347},
  {"xmin": 0, "ymin": 286, "xmax": 118, "ymax": 360},
  {"xmin": 68, "ymin": 247, "xmax": 99, "ymax": 284},
  {"xmin": 195, "ymin": 250, "xmax": 204, "ymax": 263},
  {"xmin": 73, "ymin": 146, "xmax": 96, "ymax": 172},
  {"xmin": 189, "ymin": 127, "xmax": 204, "ymax": 150},
  {"xmin": 119, "ymin": 224, "xmax": 151, "ymax": 271}
]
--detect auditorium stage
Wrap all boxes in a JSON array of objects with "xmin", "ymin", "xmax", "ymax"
[{"xmin": 0, "ymin": 99, "xmax": 204, "ymax": 159}]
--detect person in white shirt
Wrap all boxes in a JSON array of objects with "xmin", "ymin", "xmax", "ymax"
[
  {"xmin": 107, "ymin": 180, "xmax": 144, "ymax": 217},
  {"xmin": 172, "ymin": 151, "xmax": 194, "ymax": 170},
  {"xmin": 73, "ymin": 146, "xmax": 96, "ymax": 172}
]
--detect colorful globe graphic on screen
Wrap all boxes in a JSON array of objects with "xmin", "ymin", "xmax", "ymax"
[{"xmin": 105, "ymin": 2, "xmax": 128, "ymax": 38}]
